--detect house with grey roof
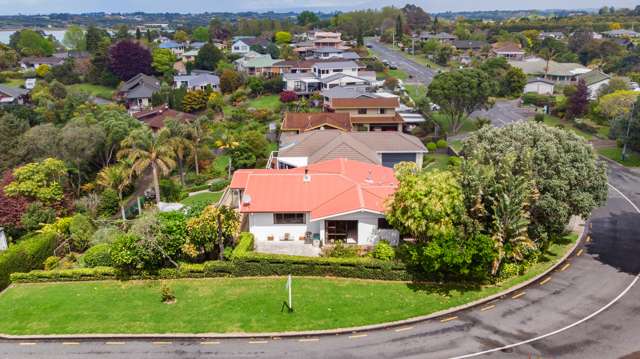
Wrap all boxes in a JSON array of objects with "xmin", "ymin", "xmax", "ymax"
[
  {"xmin": 231, "ymin": 37, "xmax": 272, "ymax": 54},
  {"xmin": 274, "ymin": 130, "xmax": 427, "ymax": 169},
  {"xmin": 577, "ymin": 70, "xmax": 611, "ymax": 100},
  {"xmin": 159, "ymin": 40, "xmax": 186, "ymax": 56},
  {"xmin": 0, "ymin": 85, "xmax": 29, "ymax": 105},
  {"xmin": 174, "ymin": 72, "xmax": 220, "ymax": 92},
  {"xmin": 20, "ymin": 56, "xmax": 65, "ymax": 70},
  {"xmin": 115, "ymin": 73, "xmax": 161, "ymax": 111},
  {"xmin": 418, "ymin": 32, "xmax": 457, "ymax": 43},
  {"xmin": 602, "ymin": 29, "xmax": 640, "ymax": 38},
  {"xmin": 234, "ymin": 51, "xmax": 282, "ymax": 76},
  {"xmin": 509, "ymin": 58, "xmax": 591, "ymax": 83}
]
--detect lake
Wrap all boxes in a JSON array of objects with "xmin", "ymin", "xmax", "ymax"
[{"xmin": 0, "ymin": 29, "xmax": 67, "ymax": 44}]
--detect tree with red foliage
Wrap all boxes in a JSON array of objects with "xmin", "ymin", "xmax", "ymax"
[
  {"xmin": 279, "ymin": 90, "xmax": 298, "ymax": 103},
  {"xmin": 567, "ymin": 78, "xmax": 590, "ymax": 119},
  {"xmin": 0, "ymin": 171, "xmax": 29, "ymax": 232},
  {"xmin": 109, "ymin": 40, "xmax": 152, "ymax": 81}
]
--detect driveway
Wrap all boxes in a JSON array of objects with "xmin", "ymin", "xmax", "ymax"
[
  {"xmin": 365, "ymin": 38, "xmax": 436, "ymax": 86},
  {"xmin": 470, "ymin": 99, "xmax": 535, "ymax": 128}
]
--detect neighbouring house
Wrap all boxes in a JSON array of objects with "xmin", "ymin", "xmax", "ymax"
[
  {"xmin": 452, "ymin": 40, "xmax": 490, "ymax": 64},
  {"xmin": 273, "ymin": 59, "xmax": 317, "ymax": 74},
  {"xmin": 282, "ymin": 60, "xmax": 370, "ymax": 95},
  {"xmin": 231, "ymin": 37, "xmax": 272, "ymax": 54},
  {"xmin": 280, "ymin": 112, "xmax": 353, "ymax": 134},
  {"xmin": 577, "ymin": 70, "xmax": 611, "ymax": 100},
  {"xmin": 524, "ymin": 78, "xmax": 555, "ymax": 95},
  {"xmin": 602, "ymin": 29, "xmax": 640, "ymax": 38},
  {"xmin": 159, "ymin": 40, "xmax": 186, "ymax": 56},
  {"xmin": 538, "ymin": 31, "xmax": 566, "ymax": 40},
  {"xmin": 229, "ymin": 158, "xmax": 400, "ymax": 255},
  {"xmin": 293, "ymin": 31, "xmax": 349, "ymax": 57},
  {"xmin": 234, "ymin": 51, "xmax": 282, "ymax": 76},
  {"xmin": 509, "ymin": 58, "xmax": 591, "ymax": 83},
  {"xmin": 115, "ymin": 73, "xmax": 161, "ymax": 111},
  {"xmin": 324, "ymin": 91, "xmax": 404, "ymax": 131},
  {"xmin": 419, "ymin": 32, "xmax": 457, "ymax": 43},
  {"xmin": 492, "ymin": 42, "xmax": 526, "ymax": 60},
  {"xmin": 19, "ymin": 56, "xmax": 65, "ymax": 70},
  {"xmin": 189, "ymin": 41, "xmax": 206, "ymax": 50},
  {"xmin": 132, "ymin": 104, "xmax": 196, "ymax": 131},
  {"xmin": 0, "ymin": 84, "xmax": 29, "ymax": 105},
  {"xmin": 272, "ymin": 130, "xmax": 427, "ymax": 169},
  {"xmin": 24, "ymin": 78, "xmax": 36, "ymax": 90},
  {"xmin": 173, "ymin": 61, "xmax": 187, "ymax": 75},
  {"xmin": 181, "ymin": 49, "xmax": 199, "ymax": 63},
  {"xmin": 174, "ymin": 72, "xmax": 220, "ymax": 91}
]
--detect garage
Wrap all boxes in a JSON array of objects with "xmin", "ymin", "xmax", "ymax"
[{"xmin": 381, "ymin": 153, "xmax": 417, "ymax": 168}]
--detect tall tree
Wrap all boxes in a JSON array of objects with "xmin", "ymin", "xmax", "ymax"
[
  {"xmin": 63, "ymin": 25, "xmax": 86, "ymax": 51},
  {"xmin": 97, "ymin": 164, "xmax": 131, "ymax": 220},
  {"xmin": 187, "ymin": 116, "xmax": 211, "ymax": 175},
  {"xmin": 165, "ymin": 119, "xmax": 194, "ymax": 185},
  {"xmin": 60, "ymin": 119, "xmax": 106, "ymax": 196},
  {"xmin": 194, "ymin": 43, "xmax": 223, "ymax": 71},
  {"xmin": 151, "ymin": 48, "xmax": 177, "ymax": 76},
  {"xmin": 118, "ymin": 127, "xmax": 176, "ymax": 205},
  {"xmin": 192, "ymin": 26, "xmax": 210, "ymax": 42},
  {"xmin": 85, "ymin": 25, "xmax": 105, "ymax": 54},
  {"xmin": 566, "ymin": 79, "xmax": 589, "ymax": 119},
  {"xmin": 108, "ymin": 40, "xmax": 152, "ymax": 81},
  {"xmin": 297, "ymin": 11, "xmax": 319, "ymax": 26}
]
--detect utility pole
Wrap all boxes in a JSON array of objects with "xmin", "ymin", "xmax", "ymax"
[
  {"xmin": 412, "ymin": 36, "xmax": 415, "ymax": 56},
  {"xmin": 622, "ymin": 101, "xmax": 636, "ymax": 162},
  {"xmin": 392, "ymin": 31, "xmax": 395, "ymax": 50},
  {"xmin": 228, "ymin": 157, "xmax": 232, "ymax": 179}
]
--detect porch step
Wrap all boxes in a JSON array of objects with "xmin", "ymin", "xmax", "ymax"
[{"xmin": 255, "ymin": 241, "xmax": 321, "ymax": 257}]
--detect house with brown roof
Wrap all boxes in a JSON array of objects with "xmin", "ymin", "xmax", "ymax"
[
  {"xmin": 491, "ymin": 42, "xmax": 525, "ymax": 60},
  {"xmin": 325, "ymin": 94, "xmax": 403, "ymax": 132},
  {"xmin": 132, "ymin": 104, "xmax": 196, "ymax": 131},
  {"xmin": 230, "ymin": 158, "xmax": 400, "ymax": 255},
  {"xmin": 272, "ymin": 130, "xmax": 427, "ymax": 169},
  {"xmin": 281, "ymin": 112, "xmax": 352, "ymax": 134}
]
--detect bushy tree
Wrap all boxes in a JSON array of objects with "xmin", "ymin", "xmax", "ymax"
[
  {"xmin": 20, "ymin": 202, "xmax": 56, "ymax": 231},
  {"xmin": 12, "ymin": 29, "xmax": 54, "ymax": 56},
  {"xmin": 108, "ymin": 40, "xmax": 152, "ymax": 81},
  {"xmin": 566, "ymin": 78, "xmax": 589, "ymax": 119},
  {"xmin": 191, "ymin": 26, "xmax": 210, "ymax": 42},
  {"xmin": 597, "ymin": 90, "xmax": 638, "ymax": 120},
  {"xmin": 195, "ymin": 43, "xmax": 223, "ymax": 71},
  {"xmin": 151, "ymin": 48, "xmax": 177, "ymax": 76},
  {"xmin": 0, "ymin": 171, "xmax": 29, "ymax": 232},
  {"xmin": 63, "ymin": 25, "xmax": 86, "ymax": 51},
  {"xmin": 5, "ymin": 158, "xmax": 67, "ymax": 204},
  {"xmin": 297, "ymin": 11, "xmax": 319, "ymax": 26},
  {"xmin": 182, "ymin": 90, "xmax": 208, "ymax": 113},
  {"xmin": 186, "ymin": 205, "xmax": 239, "ymax": 260},
  {"xmin": 275, "ymin": 31, "xmax": 292, "ymax": 44},
  {"xmin": 219, "ymin": 69, "xmax": 243, "ymax": 94}
]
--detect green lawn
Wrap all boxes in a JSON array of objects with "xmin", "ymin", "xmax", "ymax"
[
  {"xmin": 542, "ymin": 115, "xmax": 594, "ymax": 140},
  {"xmin": 387, "ymin": 68, "xmax": 408, "ymax": 80},
  {"xmin": 180, "ymin": 191, "xmax": 223, "ymax": 207},
  {"xmin": 598, "ymin": 147, "xmax": 640, "ymax": 167},
  {"xmin": 405, "ymin": 84, "xmax": 427, "ymax": 101},
  {"xmin": 212, "ymin": 155, "xmax": 230, "ymax": 175},
  {"xmin": 449, "ymin": 140, "xmax": 464, "ymax": 153},
  {"xmin": 433, "ymin": 113, "xmax": 476, "ymax": 135},
  {"xmin": 66, "ymin": 83, "xmax": 115, "ymax": 100},
  {"xmin": 423, "ymin": 153, "xmax": 450, "ymax": 171},
  {"xmin": 2, "ymin": 78, "xmax": 24, "ymax": 88},
  {"xmin": 247, "ymin": 95, "xmax": 280, "ymax": 112},
  {"xmin": 0, "ymin": 235, "xmax": 576, "ymax": 335}
]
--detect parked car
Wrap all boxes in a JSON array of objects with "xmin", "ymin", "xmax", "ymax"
[{"xmin": 389, "ymin": 63, "xmax": 398, "ymax": 70}]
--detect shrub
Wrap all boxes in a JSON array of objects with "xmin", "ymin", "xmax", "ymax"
[
  {"xmin": 90, "ymin": 226, "xmax": 124, "ymax": 246},
  {"xmin": 448, "ymin": 156, "xmax": 462, "ymax": 167},
  {"xmin": 230, "ymin": 232, "xmax": 254, "ymax": 259},
  {"xmin": 83, "ymin": 244, "xmax": 113, "ymax": 268},
  {"xmin": 573, "ymin": 118, "xmax": 598, "ymax": 134},
  {"xmin": 436, "ymin": 139, "xmax": 448, "ymax": 149},
  {"xmin": 20, "ymin": 202, "xmax": 56, "ymax": 231},
  {"xmin": 109, "ymin": 233, "xmax": 141, "ymax": 270},
  {"xmin": 11, "ymin": 267, "xmax": 118, "ymax": 283},
  {"xmin": 209, "ymin": 179, "xmax": 230, "ymax": 192},
  {"xmin": 160, "ymin": 283, "xmax": 176, "ymax": 303},
  {"xmin": 322, "ymin": 242, "xmax": 359, "ymax": 258},
  {"xmin": 279, "ymin": 90, "xmax": 298, "ymax": 103},
  {"xmin": 534, "ymin": 113, "xmax": 545, "ymax": 123},
  {"xmin": 159, "ymin": 179, "xmax": 184, "ymax": 202},
  {"xmin": 69, "ymin": 214, "xmax": 95, "ymax": 251},
  {"xmin": 426, "ymin": 142, "xmax": 437, "ymax": 151},
  {"xmin": 43, "ymin": 256, "xmax": 60, "ymax": 271},
  {"xmin": 371, "ymin": 240, "xmax": 395, "ymax": 261},
  {"xmin": 0, "ymin": 232, "xmax": 57, "ymax": 289},
  {"xmin": 522, "ymin": 93, "xmax": 556, "ymax": 107},
  {"xmin": 97, "ymin": 189, "xmax": 119, "ymax": 217}
]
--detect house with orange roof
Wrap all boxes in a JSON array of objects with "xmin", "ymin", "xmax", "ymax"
[{"xmin": 229, "ymin": 158, "xmax": 399, "ymax": 255}]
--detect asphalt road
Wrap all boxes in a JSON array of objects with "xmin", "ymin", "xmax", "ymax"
[
  {"xmin": 1, "ymin": 163, "xmax": 639, "ymax": 359},
  {"xmin": 470, "ymin": 99, "xmax": 535, "ymax": 128},
  {"xmin": 366, "ymin": 38, "xmax": 436, "ymax": 86}
]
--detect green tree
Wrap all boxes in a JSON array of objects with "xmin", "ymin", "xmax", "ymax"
[
  {"xmin": 219, "ymin": 69, "xmax": 243, "ymax": 94},
  {"xmin": 115, "ymin": 25, "xmax": 130, "ymax": 40},
  {"xmin": 173, "ymin": 30, "xmax": 189, "ymax": 43},
  {"xmin": 0, "ymin": 113, "xmax": 29, "ymax": 172},
  {"xmin": 151, "ymin": 48, "xmax": 177, "ymax": 76},
  {"xmin": 97, "ymin": 164, "xmax": 132, "ymax": 220},
  {"xmin": 195, "ymin": 43, "xmax": 223, "ymax": 71},
  {"xmin": 428, "ymin": 69, "xmax": 493, "ymax": 134},
  {"xmin": 598, "ymin": 90, "xmax": 638, "ymax": 120},
  {"xmin": 85, "ymin": 25, "xmax": 107, "ymax": 54},
  {"xmin": 297, "ymin": 11, "xmax": 319, "ymax": 26},
  {"xmin": 191, "ymin": 26, "xmax": 210, "ymax": 42},
  {"xmin": 14, "ymin": 29, "xmax": 54, "ymax": 56},
  {"xmin": 0, "ymin": 44, "xmax": 19, "ymax": 70},
  {"xmin": 274, "ymin": 31, "xmax": 292, "ymax": 44},
  {"xmin": 5, "ymin": 158, "xmax": 67, "ymax": 204},
  {"xmin": 182, "ymin": 90, "xmax": 208, "ymax": 113},
  {"xmin": 186, "ymin": 205, "xmax": 239, "ymax": 260},
  {"xmin": 60, "ymin": 119, "xmax": 106, "ymax": 196},
  {"xmin": 165, "ymin": 118, "xmax": 195, "ymax": 185},
  {"xmin": 463, "ymin": 122, "xmax": 607, "ymax": 251},
  {"xmin": 118, "ymin": 127, "xmax": 176, "ymax": 205},
  {"xmin": 186, "ymin": 116, "xmax": 211, "ymax": 175},
  {"xmin": 63, "ymin": 25, "xmax": 86, "ymax": 51}
]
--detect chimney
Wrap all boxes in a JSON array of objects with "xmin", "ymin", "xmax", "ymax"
[{"xmin": 303, "ymin": 168, "xmax": 311, "ymax": 182}]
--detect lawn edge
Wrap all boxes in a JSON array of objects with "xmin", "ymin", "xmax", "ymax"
[{"xmin": 0, "ymin": 219, "xmax": 586, "ymax": 341}]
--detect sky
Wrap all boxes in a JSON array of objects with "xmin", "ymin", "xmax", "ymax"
[{"xmin": 0, "ymin": 0, "xmax": 637, "ymax": 15}]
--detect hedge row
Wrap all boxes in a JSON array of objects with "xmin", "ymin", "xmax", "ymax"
[
  {"xmin": 229, "ymin": 232, "xmax": 254, "ymax": 260},
  {"xmin": 11, "ymin": 253, "xmax": 411, "ymax": 283},
  {"xmin": 0, "ymin": 232, "xmax": 58, "ymax": 290}
]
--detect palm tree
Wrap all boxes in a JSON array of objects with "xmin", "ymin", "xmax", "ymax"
[
  {"xmin": 187, "ymin": 116, "xmax": 211, "ymax": 175},
  {"xmin": 97, "ymin": 164, "xmax": 132, "ymax": 220},
  {"xmin": 539, "ymin": 48, "xmax": 557, "ymax": 78},
  {"xmin": 165, "ymin": 118, "xmax": 195, "ymax": 186},
  {"xmin": 118, "ymin": 127, "xmax": 176, "ymax": 205}
]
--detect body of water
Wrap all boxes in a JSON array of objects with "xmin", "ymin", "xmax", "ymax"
[{"xmin": 0, "ymin": 29, "xmax": 67, "ymax": 44}]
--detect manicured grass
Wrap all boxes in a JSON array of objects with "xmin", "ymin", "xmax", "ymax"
[
  {"xmin": 449, "ymin": 140, "xmax": 464, "ymax": 153},
  {"xmin": 542, "ymin": 115, "xmax": 594, "ymax": 140},
  {"xmin": 405, "ymin": 84, "xmax": 427, "ymax": 101},
  {"xmin": 423, "ymin": 153, "xmax": 450, "ymax": 171},
  {"xmin": 387, "ymin": 68, "xmax": 408, "ymax": 80},
  {"xmin": 0, "ymin": 235, "xmax": 577, "ymax": 335},
  {"xmin": 180, "ymin": 191, "xmax": 223, "ymax": 207},
  {"xmin": 2, "ymin": 78, "xmax": 24, "ymax": 88},
  {"xmin": 247, "ymin": 95, "xmax": 280, "ymax": 112},
  {"xmin": 66, "ymin": 83, "xmax": 115, "ymax": 99},
  {"xmin": 598, "ymin": 147, "xmax": 640, "ymax": 167},
  {"xmin": 433, "ymin": 113, "xmax": 476, "ymax": 135}
]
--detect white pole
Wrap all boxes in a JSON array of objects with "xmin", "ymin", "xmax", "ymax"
[{"xmin": 288, "ymin": 274, "xmax": 292, "ymax": 311}]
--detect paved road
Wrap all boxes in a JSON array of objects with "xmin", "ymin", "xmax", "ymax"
[
  {"xmin": 366, "ymin": 38, "xmax": 436, "ymax": 86},
  {"xmin": 1, "ymin": 163, "xmax": 639, "ymax": 358}
]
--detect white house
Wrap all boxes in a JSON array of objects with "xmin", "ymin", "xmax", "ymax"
[
  {"xmin": 524, "ymin": 78, "xmax": 555, "ymax": 95},
  {"xmin": 231, "ymin": 37, "xmax": 272, "ymax": 55},
  {"xmin": 578, "ymin": 70, "xmax": 611, "ymax": 100},
  {"xmin": 173, "ymin": 72, "xmax": 220, "ymax": 91},
  {"xmin": 0, "ymin": 85, "xmax": 29, "ymax": 105},
  {"xmin": 159, "ymin": 40, "xmax": 186, "ymax": 56},
  {"xmin": 229, "ymin": 158, "xmax": 400, "ymax": 256},
  {"xmin": 282, "ymin": 60, "xmax": 369, "ymax": 95}
]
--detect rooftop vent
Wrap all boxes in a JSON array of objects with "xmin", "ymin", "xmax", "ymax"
[
  {"xmin": 303, "ymin": 168, "xmax": 311, "ymax": 182},
  {"xmin": 242, "ymin": 194, "xmax": 252, "ymax": 206}
]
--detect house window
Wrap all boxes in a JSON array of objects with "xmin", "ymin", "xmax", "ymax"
[
  {"xmin": 379, "ymin": 108, "xmax": 387, "ymax": 115},
  {"xmin": 358, "ymin": 108, "xmax": 367, "ymax": 115},
  {"xmin": 274, "ymin": 213, "xmax": 306, "ymax": 224},
  {"xmin": 333, "ymin": 69, "xmax": 343, "ymax": 73},
  {"xmin": 325, "ymin": 220, "xmax": 358, "ymax": 243},
  {"xmin": 378, "ymin": 218, "xmax": 393, "ymax": 230}
]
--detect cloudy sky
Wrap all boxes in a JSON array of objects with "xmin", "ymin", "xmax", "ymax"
[{"xmin": 0, "ymin": 0, "xmax": 637, "ymax": 14}]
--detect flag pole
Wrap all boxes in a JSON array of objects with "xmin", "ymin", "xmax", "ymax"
[{"xmin": 288, "ymin": 274, "xmax": 293, "ymax": 312}]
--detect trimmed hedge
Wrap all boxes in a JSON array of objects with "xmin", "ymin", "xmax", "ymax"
[
  {"xmin": 11, "ymin": 267, "xmax": 118, "ymax": 283},
  {"xmin": 0, "ymin": 232, "xmax": 58, "ymax": 290},
  {"xmin": 209, "ymin": 179, "xmax": 230, "ymax": 192},
  {"xmin": 230, "ymin": 232, "xmax": 254, "ymax": 260}
]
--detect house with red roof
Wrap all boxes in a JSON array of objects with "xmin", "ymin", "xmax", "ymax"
[{"xmin": 229, "ymin": 158, "xmax": 399, "ymax": 256}]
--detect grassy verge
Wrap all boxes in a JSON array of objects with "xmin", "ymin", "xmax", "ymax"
[
  {"xmin": 433, "ymin": 113, "xmax": 476, "ymax": 135},
  {"xmin": 0, "ymin": 235, "xmax": 577, "ymax": 335},
  {"xmin": 598, "ymin": 147, "xmax": 640, "ymax": 167},
  {"xmin": 66, "ymin": 84, "xmax": 115, "ymax": 100},
  {"xmin": 2, "ymin": 78, "xmax": 24, "ymax": 88},
  {"xmin": 180, "ymin": 191, "xmax": 223, "ymax": 207},
  {"xmin": 423, "ymin": 153, "xmax": 450, "ymax": 171}
]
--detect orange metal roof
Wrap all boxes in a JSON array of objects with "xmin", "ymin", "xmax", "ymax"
[{"xmin": 231, "ymin": 159, "xmax": 397, "ymax": 220}]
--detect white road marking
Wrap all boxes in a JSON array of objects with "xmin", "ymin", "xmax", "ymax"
[
  {"xmin": 105, "ymin": 342, "xmax": 126, "ymax": 345},
  {"xmin": 512, "ymin": 291, "xmax": 526, "ymax": 299},
  {"xmin": 248, "ymin": 340, "xmax": 268, "ymax": 344},
  {"xmin": 18, "ymin": 343, "xmax": 36, "ymax": 346},
  {"xmin": 200, "ymin": 341, "xmax": 219, "ymax": 345},
  {"xmin": 440, "ymin": 316, "xmax": 458, "ymax": 323},
  {"xmin": 451, "ymin": 183, "xmax": 640, "ymax": 358},
  {"xmin": 152, "ymin": 342, "xmax": 172, "ymax": 345},
  {"xmin": 349, "ymin": 334, "xmax": 368, "ymax": 339},
  {"xmin": 62, "ymin": 342, "xmax": 80, "ymax": 345},
  {"xmin": 394, "ymin": 326, "xmax": 414, "ymax": 332},
  {"xmin": 480, "ymin": 305, "xmax": 496, "ymax": 312},
  {"xmin": 298, "ymin": 338, "xmax": 320, "ymax": 342}
]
